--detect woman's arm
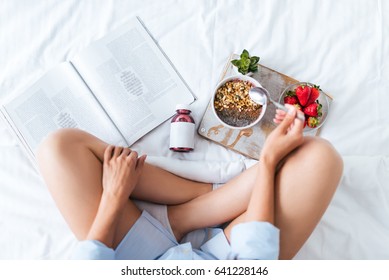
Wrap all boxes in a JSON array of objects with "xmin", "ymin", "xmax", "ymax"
[
  {"xmin": 228, "ymin": 106, "xmax": 304, "ymax": 260},
  {"xmin": 244, "ymin": 162, "xmax": 276, "ymax": 224},
  {"xmin": 86, "ymin": 194, "xmax": 125, "ymax": 248},
  {"xmin": 245, "ymin": 105, "xmax": 304, "ymax": 224},
  {"xmin": 86, "ymin": 146, "xmax": 146, "ymax": 248}
]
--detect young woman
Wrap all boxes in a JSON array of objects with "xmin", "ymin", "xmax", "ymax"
[{"xmin": 36, "ymin": 105, "xmax": 343, "ymax": 260}]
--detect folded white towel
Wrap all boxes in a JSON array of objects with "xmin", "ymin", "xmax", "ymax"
[{"xmin": 145, "ymin": 156, "xmax": 258, "ymax": 184}]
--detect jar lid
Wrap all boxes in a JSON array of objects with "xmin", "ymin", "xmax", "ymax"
[{"xmin": 176, "ymin": 103, "xmax": 191, "ymax": 111}]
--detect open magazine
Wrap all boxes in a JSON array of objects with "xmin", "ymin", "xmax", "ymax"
[{"xmin": 0, "ymin": 17, "xmax": 196, "ymax": 164}]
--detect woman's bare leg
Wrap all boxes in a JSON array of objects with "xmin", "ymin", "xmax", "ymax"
[
  {"xmin": 168, "ymin": 164, "xmax": 257, "ymax": 239},
  {"xmin": 36, "ymin": 128, "xmax": 211, "ymax": 246},
  {"xmin": 37, "ymin": 127, "xmax": 342, "ymax": 258},
  {"xmin": 37, "ymin": 129, "xmax": 138, "ymax": 247},
  {"xmin": 168, "ymin": 136, "xmax": 343, "ymax": 259},
  {"xmin": 273, "ymin": 137, "xmax": 343, "ymax": 259}
]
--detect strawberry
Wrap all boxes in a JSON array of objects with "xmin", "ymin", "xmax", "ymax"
[
  {"xmin": 306, "ymin": 85, "xmax": 320, "ymax": 105},
  {"xmin": 284, "ymin": 95, "xmax": 298, "ymax": 105},
  {"xmin": 303, "ymin": 101, "xmax": 322, "ymax": 117},
  {"xmin": 307, "ymin": 117, "xmax": 319, "ymax": 128},
  {"xmin": 286, "ymin": 90, "xmax": 296, "ymax": 96},
  {"xmin": 293, "ymin": 103, "xmax": 303, "ymax": 111},
  {"xmin": 295, "ymin": 85, "xmax": 311, "ymax": 106}
]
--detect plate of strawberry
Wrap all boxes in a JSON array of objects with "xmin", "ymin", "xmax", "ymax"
[{"xmin": 280, "ymin": 82, "xmax": 330, "ymax": 131}]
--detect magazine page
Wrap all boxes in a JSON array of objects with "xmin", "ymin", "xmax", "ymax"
[
  {"xmin": 71, "ymin": 17, "xmax": 195, "ymax": 145},
  {"xmin": 1, "ymin": 63, "xmax": 127, "ymax": 156}
]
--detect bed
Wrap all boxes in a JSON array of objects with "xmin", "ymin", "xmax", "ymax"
[{"xmin": 1, "ymin": 0, "xmax": 388, "ymax": 259}]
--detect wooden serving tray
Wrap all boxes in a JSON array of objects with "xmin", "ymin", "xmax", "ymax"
[{"xmin": 197, "ymin": 54, "xmax": 332, "ymax": 159}]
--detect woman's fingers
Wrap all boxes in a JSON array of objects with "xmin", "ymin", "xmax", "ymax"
[
  {"xmin": 105, "ymin": 145, "xmax": 145, "ymax": 174},
  {"xmin": 113, "ymin": 146, "xmax": 123, "ymax": 158},
  {"xmin": 274, "ymin": 105, "xmax": 305, "ymax": 134},
  {"xmin": 120, "ymin": 147, "xmax": 132, "ymax": 157},
  {"xmin": 274, "ymin": 109, "xmax": 287, "ymax": 124},
  {"xmin": 126, "ymin": 150, "xmax": 138, "ymax": 165},
  {"xmin": 107, "ymin": 146, "xmax": 143, "ymax": 167},
  {"xmin": 276, "ymin": 109, "xmax": 287, "ymax": 117},
  {"xmin": 291, "ymin": 113, "xmax": 305, "ymax": 134},
  {"xmin": 104, "ymin": 145, "xmax": 114, "ymax": 162},
  {"xmin": 136, "ymin": 154, "xmax": 147, "ymax": 170},
  {"xmin": 278, "ymin": 107, "xmax": 297, "ymax": 133},
  {"xmin": 296, "ymin": 110, "xmax": 305, "ymax": 124}
]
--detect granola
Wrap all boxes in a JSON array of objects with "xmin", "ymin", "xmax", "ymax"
[{"xmin": 214, "ymin": 79, "xmax": 262, "ymax": 127}]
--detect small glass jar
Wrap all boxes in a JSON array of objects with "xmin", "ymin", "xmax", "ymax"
[{"xmin": 169, "ymin": 104, "xmax": 195, "ymax": 152}]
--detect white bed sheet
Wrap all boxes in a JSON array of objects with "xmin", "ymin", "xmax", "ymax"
[{"xmin": 0, "ymin": 0, "xmax": 388, "ymax": 259}]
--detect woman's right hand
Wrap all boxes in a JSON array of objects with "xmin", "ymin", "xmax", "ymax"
[
  {"xmin": 260, "ymin": 104, "xmax": 305, "ymax": 169},
  {"xmin": 85, "ymin": 146, "xmax": 146, "ymax": 248},
  {"xmin": 102, "ymin": 146, "xmax": 146, "ymax": 206}
]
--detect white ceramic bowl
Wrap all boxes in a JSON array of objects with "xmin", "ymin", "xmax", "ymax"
[{"xmin": 211, "ymin": 75, "xmax": 267, "ymax": 129}]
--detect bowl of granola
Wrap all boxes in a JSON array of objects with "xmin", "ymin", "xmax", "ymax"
[{"xmin": 212, "ymin": 75, "xmax": 266, "ymax": 129}]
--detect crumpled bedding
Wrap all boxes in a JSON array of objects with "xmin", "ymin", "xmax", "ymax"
[{"xmin": 1, "ymin": 0, "xmax": 388, "ymax": 259}]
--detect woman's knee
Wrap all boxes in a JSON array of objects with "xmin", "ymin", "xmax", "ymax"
[
  {"xmin": 36, "ymin": 128, "xmax": 86, "ymax": 166},
  {"xmin": 303, "ymin": 136, "xmax": 342, "ymax": 162},
  {"xmin": 280, "ymin": 136, "xmax": 343, "ymax": 182},
  {"xmin": 297, "ymin": 136, "xmax": 343, "ymax": 179}
]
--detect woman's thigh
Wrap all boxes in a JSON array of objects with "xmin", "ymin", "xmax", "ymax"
[{"xmin": 273, "ymin": 137, "xmax": 343, "ymax": 259}]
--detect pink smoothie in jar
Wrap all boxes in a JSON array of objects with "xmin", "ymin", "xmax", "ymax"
[{"xmin": 169, "ymin": 104, "xmax": 195, "ymax": 152}]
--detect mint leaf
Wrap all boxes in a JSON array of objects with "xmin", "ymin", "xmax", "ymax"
[
  {"xmin": 250, "ymin": 56, "xmax": 260, "ymax": 64},
  {"xmin": 249, "ymin": 65, "xmax": 258, "ymax": 72},
  {"xmin": 231, "ymin": 59, "xmax": 240, "ymax": 67},
  {"xmin": 232, "ymin": 50, "xmax": 260, "ymax": 75},
  {"xmin": 241, "ymin": 49, "xmax": 249, "ymax": 59}
]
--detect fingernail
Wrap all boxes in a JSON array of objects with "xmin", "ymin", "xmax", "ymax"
[{"xmin": 287, "ymin": 108, "xmax": 295, "ymax": 115}]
